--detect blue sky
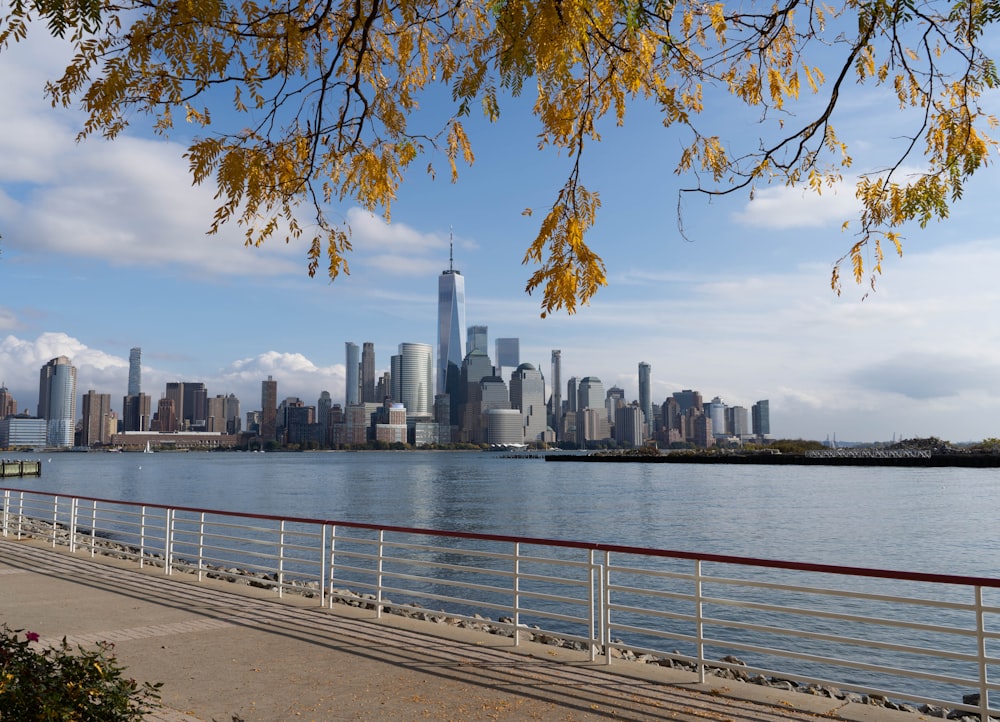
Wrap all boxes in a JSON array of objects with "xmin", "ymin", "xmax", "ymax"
[{"xmin": 2, "ymin": 29, "xmax": 1000, "ymax": 442}]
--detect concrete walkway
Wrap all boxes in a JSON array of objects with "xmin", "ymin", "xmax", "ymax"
[{"xmin": 0, "ymin": 536, "xmax": 928, "ymax": 722}]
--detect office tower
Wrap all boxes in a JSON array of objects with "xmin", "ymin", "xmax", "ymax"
[
  {"xmin": 128, "ymin": 347, "xmax": 141, "ymax": 396},
  {"xmin": 261, "ymin": 376, "xmax": 278, "ymax": 441},
  {"xmin": 486, "ymin": 409, "xmax": 523, "ymax": 446},
  {"xmin": 361, "ymin": 342, "xmax": 376, "ymax": 402},
  {"xmin": 752, "ymin": 399, "xmax": 771, "ymax": 437},
  {"xmin": 437, "ymin": 236, "xmax": 466, "ymax": 399},
  {"xmin": 707, "ymin": 396, "xmax": 727, "ymax": 438},
  {"xmin": 376, "ymin": 372, "xmax": 390, "ymax": 402},
  {"xmin": 80, "ymin": 390, "xmax": 112, "ymax": 447},
  {"xmin": 467, "ymin": 325, "xmax": 488, "ymax": 355},
  {"xmin": 566, "ymin": 377, "xmax": 579, "ymax": 412},
  {"xmin": 509, "ymin": 363, "xmax": 546, "ymax": 443},
  {"xmin": 0, "ymin": 386, "xmax": 16, "ymax": 418},
  {"xmin": 206, "ymin": 395, "xmax": 225, "ymax": 432},
  {"xmin": 550, "ymin": 350, "xmax": 561, "ymax": 440},
  {"xmin": 165, "ymin": 382, "xmax": 185, "ymax": 425},
  {"xmin": 122, "ymin": 393, "xmax": 151, "ymax": 431},
  {"xmin": 614, "ymin": 403, "xmax": 644, "ymax": 446},
  {"xmin": 186, "ymin": 382, "xmax": 207, "ymax": 429},
  {"xmin": 157, "ymin": 397, "xmax": 178, "ymax": 432},
  {"xmin": 345, "ymin": 342, "xmax": 360, "ymax": 405},
  {"xmin": 577, "ymin": 376, "xmax": 604, "ymax": 411},
  {"xmin": 673, "ymin": 389, "xmax": 703, "ymax": 414},
  {"xmin": 495, "ymin": 338, "xmax": 519, "ymax": 374},
  {"xmin": 38, "ymin": 356, "xmax": 77, "ymax": 447},
  {"xmin": 318, "ymin": 390, "xmax": 332, "ymax": 442},
  {"xmin": 728, "ymin": 405, "xmax": 749, "ymax": 437},
  {"xmin": 224, "ymin": 393, "xmax": 241, "ymax": 434},
  {"xmin": 391, "ymin": 342, "xmax": 434, "ymax": 416},
  {"xmin": 638, "ymin": 362, "xmax": 651, "ymax": 429}
]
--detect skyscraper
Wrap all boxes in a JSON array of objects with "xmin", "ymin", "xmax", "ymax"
[
  {"xmin": 550, "ymin": 350, "xmax": 562, "ymax": 440},
  {"xmin": 577, "ymin": 376, "xmax": 604, "ymax": 411},
  {"xmin": 752, "ymin": 399, "xmax": 771, "ymax": 437},
  {"xmin": 345, "ymin": 342, "xmax": 360, "ymax": 405},
  {"xmin": 509, "ymin": 362, "xmax": 546, "ymax": 443},
  {"xmin": 638, "ymin": 362, "xmax": 652, "ymax": 430},
  {"xmin": 38, "ymin": 356, "xmax": 77, "ymax": 447},
  {"xmin": 437, "ymin": 235, "xmax": 466, "ymax": 400},
  {"xmin": 467, "ymin": 325, "xmax": 488, "ymax": 355},
  {"xmin": 391, "ymin": 342, "xmax": 434, "ymax": 416},
  {"xmin": 80, "ymin": 390, "xmax": 112, "ymax": 447},
  {"xmin": 495, "ymin": 337, "xmax": 519, "ymax": 377},
  {"xmin": 361, "ymin": 342, "xmax": 376, "ymax": 402},
  {"xmin": 261, "ymin": 376, "xmax": 278, "ymax": 442},
  {"xmin": 128, "ymin": 347, "xmax": 141, "ymax": 396}
]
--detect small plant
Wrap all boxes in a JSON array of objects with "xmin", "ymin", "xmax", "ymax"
[{"xmin": 0, "ymin": 625, "xmax": 161, "ymax": 721}]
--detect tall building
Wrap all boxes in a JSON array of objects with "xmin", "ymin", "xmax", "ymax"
[
  {"xmin": 752, "ymin": 400, "xmax": 771, "ymax": 437},
  {"xmin": 345, "ymin": 342, "xmax": 360, "ymax": 406},
  {"xmin": 361, "ymin": 342, "xmax": 376, "ymax": 402},
  {"xmin": 707, "ymin": 396, "xmax": 727, "ymax": 438},
  {"xmin": 550, "ymin": 350, "xmax": 561, "ymax": 440},
  {"xmin": 437, "ymin": 236, "xmax": 466, "ymax": 400},
  {"xmin": 165, "ymin": 382, "xmax": 185, "ymax": 426},
  {"xmin": 80, "ymin": 390, "xmax": 112, "ymax": 447},
  {"xmin": 577, "ymin": 376, "xmax": 604, "ymax": 411},
  {"xmin": 467, "ymin": 325, "xmax": 488, "ymax": 355},
  {"xmin": 260, "ymin": 376, "xmax": 278, "ymax": 442},
  {"xmin": 509, "ymin": 362, "xmax": 546, "ymax": 443},
  {"xmin": 122, "ymin": 393, "xmax": 151, "ymax": 431},
  {"xmin": 566, "ymin": 377, "xmax": 579, "ymax": 413},
  {"xmin": 0, "ymin": 386, "xmax": 17, "ymax": 418},
  {"xmin": 128, "ymin": 347, "xmax": 142, "ymax": 396},
  {"xmin": 614, "ymin": 403, "xmax": 644, "ymax": 447},
  {"xmin": 38, "ymin": 356, "xmax": 77, "ymax": 448},
  {"xmin": 318, "ymin": 390, "xmax": 333, "ymax": 443},
  {"xmin": 391, "ymin": 342, "xmax": 434, "ymax": 416},
  {"xmin": 495, "ymin": 338, "xmax": 519, "ymax": 373},
  {"xmin": 638, "ymin": 362, "xmax": 652, "ymax": 430}
]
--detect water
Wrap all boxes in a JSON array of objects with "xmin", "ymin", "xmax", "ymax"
[
  {"xmin": 6, "ymin": 450, "xmax": 1000, "ymax": 706},
  {"xmin": 10, "ymin": 450, "xmax": 1000, "ymax": 577}
]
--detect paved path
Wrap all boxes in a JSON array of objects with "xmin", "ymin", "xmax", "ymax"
[{"xmin": 0, "ymin": 536, "xmax": 924, "ymax": 721}]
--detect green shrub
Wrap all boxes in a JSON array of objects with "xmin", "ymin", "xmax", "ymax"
[{"xmin": 0, "ymin": 625, "xmax": 161, "ymax": 721}]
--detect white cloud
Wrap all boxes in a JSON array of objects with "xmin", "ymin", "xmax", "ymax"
[{"xmin": 733, "ymin": 180, "xmax": 860, "ymax": 230}]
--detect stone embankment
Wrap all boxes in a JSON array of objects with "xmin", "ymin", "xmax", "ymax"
[{"xmin": 4, "ymin": 514, "xmax": 990, "ymax": 721}]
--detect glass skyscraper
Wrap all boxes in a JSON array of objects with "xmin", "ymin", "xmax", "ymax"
[
  {"xmin": 128, "ymin": 347, "xmax": 141, "ymax": 396},
  {"xmin": 345, "ymin": 342, "xmax": 360, "ymax": 405},
  {"xmin": 392, "ymin": 342, "xmax": 434, "ymax": 416},
  {"xmin": 38, "ymin": 356, "xmax": 77, "ymax": 448},
  {"xmin": 437, "ymin": 246, "xmax": 466, "ymax": 402}
]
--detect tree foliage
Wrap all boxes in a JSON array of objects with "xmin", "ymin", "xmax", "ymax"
[{"xmin": 2, "ymin": 0, "xmax": 996, "ymax": 314}]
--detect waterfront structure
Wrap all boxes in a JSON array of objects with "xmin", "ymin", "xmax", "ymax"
[
  {"xmin": 391, "ymin": 342, "xmax": 434, "ymax": 416},
  {"xmin": 467, "ymin": 325, "xmax": 488, "ymax": 355},
  {"xmin": 80, "ymin": 390, "xmax": 113, "ymax": 447},
  {"xmin": 752, "ymin": 399, "xmax": 771, "ymax": 437},
  {"xmin": 110, "ymin": 431, "xmax": 239, "ymax": 450},
  {"xmin": 38, "ymin": 356, "xmax": 77, "ymax": 448},
  {"xmin": 128, "ymin": 347, "xmax": 141, "ymax": 396},
  {"xmin": 550, "ymin": 350, "xmax": 562, "ymax": 441},
  {"xmin": 437, "ymin": 239, "xmax": 466, "ymax": 400},
  {"xmin": 345, "ymin": 342, "xmax": 360, "ymax": 406},
  {"xmin": 260, "ymin": 376, "xmax": 278, "ymax": 442},
  {"xmin": 495, "ymin": 337, "xmax": 519, "ymax": 376},
  {"xmin": 509, "ymin": 363, "xmax": 546, "ymax": 443},
  {"xmin": 361, "ymin": 342, "xmax": 376, "ymax": 402},
  {"xmin": 0, "ymin": 415, "xmax": 46, "ymax": 447},
  {"xmin": 638, "ymin": 362, "xmax": 651, "ymax": 432},
  {"xmin": 487, "ymin": 408, "xmax": 523, "ymax": 446}
]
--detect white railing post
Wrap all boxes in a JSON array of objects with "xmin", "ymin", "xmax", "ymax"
[
  {"xmin": 319, "ymin": 523, "xmax": 328, "ymax": 607},
  {"xmin": 327, "ymin": 524, "xmax": 336, "ymax": 608},
  {"xmin": 50, "ymin": 495, "xmax": 59, "ymax": 547},
  {"xmin": 89, "ymin": 501, "xmax": 97, "ymax": 557},
  {"xmin": 197, "ymin": 512, "xmax": 206, "ymax": 581},
  {"xmin": 69, "ymin": 497, "xmax": 78, "ymax": 553},
  {"xmin": 278, "ymin": 520, "xmax": 286, "ymax": 599},
  {"xmin": 695, "ymin": 559, "xmax": 706, "ymax": 684},
  {"xmin": 604, "ymin": 551, "xmax": 612, "ymax": 666},
  {"xmin": 164, "ymin": 508, "xmax": 174, "ymax": 575},
  {"xmin": 139, "ymin": 506, "xmax": 147, "ymax": 568},
  {"xmin": 588, "ymin": 549, "xmax": 597, "ymax": 662},
  {"xmin": 376, "ymin": 529, "xmax": 385, "ymax": 619},
  {"xmin": 513, "ymin": 542, "xmax": 521, "ymax": 647},
  {"xmin": 15, "ymin": 491, "xmax": 24, "ymax": 539},
  {"xmin": 1, "ymin": 489, "xmax": 7, "ymax": 537},
  {"xmin": 976, "ymin": 585, "xmax": 989, "ymax": 722}
]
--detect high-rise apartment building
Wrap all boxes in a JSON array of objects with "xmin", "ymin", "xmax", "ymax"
[
  {"xmin": 345, "ymin": 342, "xmax": 360, "ymax": 405},
  {"xmin": 122, "ymin": 393, "xmax": 151, "ymax": 431},
  {"xmin": 391, "ymin": 342, "xmax": 434, "ymax": 416},
  {"xmin": 0, "ymin": 386, "xmax": 17, "ymax": 418},
  {"xmin": 128, "ymin": 347, "xmax": 141, "ymax": 396},
  {"xmin": 80, "ymin": 390, "xmax": 112, "ymax": 447},
  {"xmin": 550, "ymin": 350, "xmax": 562, "ymax": 440},
  {"xmin": 638, "ymin": 362, "xmax": 651, "ymax": 430},
  {"xmin": 261, "ymin": 376, "xmax": 278, "ymax": 441},
  {"xmin": 437, "ymin": 239, "xmax": 466, "ymax": 400},
  {"xmin": 614, "ymin": 403, "xmax": 644, "ymax": 447},
  {"xmin": 38, "ymin": 356, "xmax": 77, "ymax": 448},
  {"xmin": 361, "ymin": 342, "xmax": 376, "ymax": 402}
]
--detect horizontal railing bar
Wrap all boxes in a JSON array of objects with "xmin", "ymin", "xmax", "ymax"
[
  {"xmin": 516, "ymin": 572, "xmax": 589, "ymax": 588},
  {"xmin": 607, "ymin": 621, "xmax": 696, "ymax": 646},
  {"xmin": 516, "ymin": 589, "xmax": 590, "ymax": 607},
  {"xmin": 379, "ymin": 571, "xmax": 511, "ymax": 597},
  {"xmin": 608, "ymin": 603, "xmax": 696, "ymax": 625},
  {"xmin": 607, "ymin": 583, "xmax": 696, "ymax": 604},
  {"xmin": 378, "ymin": 558, "xmax": 515, "ymax": 579},
  {"xmin": 377, "ymin": 586, "xmax": 513, "ymax": 615},
  {"xmin": 701, "ymin": 595, "xmax": 981, "ymax": 639}
]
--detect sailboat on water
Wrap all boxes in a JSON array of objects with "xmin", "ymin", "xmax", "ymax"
[{"xmin": 143, "ymin": 441, "xmax": 153, "ymax": 454}]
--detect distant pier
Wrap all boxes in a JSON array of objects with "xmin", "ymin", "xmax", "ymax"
[{"xmin": 0, "ymin": 459, "xmax": 41, "ymax": 477}]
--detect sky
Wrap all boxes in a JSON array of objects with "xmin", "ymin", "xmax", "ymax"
[{"xmin": 2, "ymin": 26, "xmax": 1000, "ymax": 443}]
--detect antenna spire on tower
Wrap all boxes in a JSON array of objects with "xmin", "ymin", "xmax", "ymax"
[{"xmin": 449, "ymin": 226, "xmax": 454, "ymax": 272}]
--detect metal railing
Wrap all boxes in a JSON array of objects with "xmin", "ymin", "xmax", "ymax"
[{"xmin": 3, "ymin": 486, "xmax": 998, "ymax": 720}]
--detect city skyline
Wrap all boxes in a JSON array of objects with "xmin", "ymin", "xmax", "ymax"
[{"xmin": 2, "ymin": 32, "xmax": 1000, "ymax": 442}]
